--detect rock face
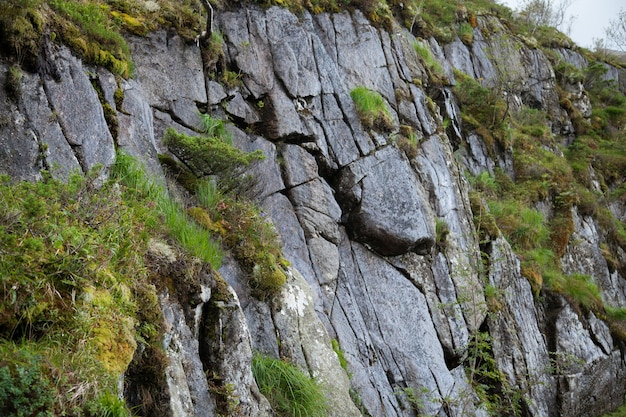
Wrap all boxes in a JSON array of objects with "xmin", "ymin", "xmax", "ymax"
[{"xmin": 2, "ymin": 4, "xmax": 626, "ymax": 417}]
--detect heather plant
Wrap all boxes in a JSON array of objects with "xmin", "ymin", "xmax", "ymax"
[{"xmin": 163, "ymin": 127, "xmax": 264, "ymax": 195}]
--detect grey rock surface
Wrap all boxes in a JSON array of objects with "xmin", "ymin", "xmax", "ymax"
[
  {"xmin": 336, "ymin": 145, "xmax": 435, "ymax": 256},
  {"xmin": 42, "ymin": 47, "xmax": 116, "ymax": 172},
  {"xmin": 4, "ymin": 3, "xmax": 626, "ymax": 417}
]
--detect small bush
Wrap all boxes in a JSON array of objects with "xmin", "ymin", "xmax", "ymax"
[
  {"xmin": 194, "ymin": 180, "xmax": 287, "ymax": 298},
  {"xmin": 0, "ymin": 348, "xmax": 55, "ymax": 417},
  {"xmin": 350, "ymin": 86, "xmax": 393, "ymax": 131},
  {"xmin": 163, "ymin": 127, "xmax": 264, "ymax": 194},
  {"xmin": 252, "ymin": 353, "xmax": 327, "ymax": 417}
]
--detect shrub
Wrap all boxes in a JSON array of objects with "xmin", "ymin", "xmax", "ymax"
[
  {"xmin": 0, "ymin": 347, "xmax": 55, "ymax": 417},
  {"xmin": 163, "ymin": 127, "xmax": 264, "ymax": 194},
  {"xmin": 252, "ymin": 353, "xmax": 327, "ymax": 417},
  {"xmin": 350, "ymin": 86, "xmax": 393, "ymax": 131},
  {"xmin": 193, "ymin": 180, "xmax": 288, "ymax": 298}
]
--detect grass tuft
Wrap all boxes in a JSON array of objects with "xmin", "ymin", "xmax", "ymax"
[
  {"xmin": 350, "ymin": 86, "xmax": 393, "ymax": 131},
  {"xmin": 111, "ymin": 151, "xmax": 223, "ymax": 269},
  {"xmin": 252, "ymin": 353, "xmax": 327, "ymax": 417}
]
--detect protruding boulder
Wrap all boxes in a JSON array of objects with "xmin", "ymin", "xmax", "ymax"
[{"xmin": 335, "ymin": 146, "xmax": 435, "ymax": 256}]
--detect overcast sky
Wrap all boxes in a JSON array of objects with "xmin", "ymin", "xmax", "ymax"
[{"xmin": 497, "ymin": 0, "xmax": 623, "ymax": 49}]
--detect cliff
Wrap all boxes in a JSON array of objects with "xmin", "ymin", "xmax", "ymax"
[{"xmin": 1, "ymin": 1, "xmax": 626, "ymax": 416}]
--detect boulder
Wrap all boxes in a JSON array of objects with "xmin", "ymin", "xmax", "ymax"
[{"xmin": 335, "ymin": 146, "xmax": 435, "ymax": 256}]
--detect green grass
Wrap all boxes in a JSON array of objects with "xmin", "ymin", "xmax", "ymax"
[
  {"xmin": 350, "ymin": 86, "xmax": 393, "ymax": 131},
  {"xmin": 331, "ymin": 339, "xmax": 349, "ymax": 371},
  {"xmin": 252, "ymin": 353, "xmax": 327, "ymax": 417},
  {"xmin": 191, "ymin": 179, "xmax": 288, "ymax": 298},
  {"xmin": 0, "ymin": 167, "xmax": 162, "ymax": 415},
  {"xmin": 0, "ymin": 0, "xmax": 204, "ymax": 78},
  {"xmin": 602, "ymin": 404, "xmax": 626, "ymax": 417},
  {"xmin": 413, "ymin": 41, "xmax": 444, "ymax": 80},
  {"xmin": 0, "ymin": 152, "xmax": 230, "ymax": 415},
  {"xmin": 487, "ymin": 200, "xmax": 549, "ymax": 251},
  {"xmin": 111, "ymin": 152, "xmax": 223, "ymax": 269}
]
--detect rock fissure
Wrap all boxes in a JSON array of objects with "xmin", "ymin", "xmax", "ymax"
[{"xmin": 3, "ymin": 3, "xmax": 626, "ymax": 417}]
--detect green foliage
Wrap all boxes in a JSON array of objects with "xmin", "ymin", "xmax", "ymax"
[
  {"xmin": 163, "ymin": 127, "xmax": 264, "ymax": 194},
  {"xmin": 162, "ymin": 114, "xmax": 289, "ymax": 298},
  {"xmin": 0, "ymin": 167, "xmax": 173, "ymax": 414},
  {"xmin": 470, "ymin": 171, "xmax": 498, "ymax": 197},
  {"xmin": 252, "ymin": 353, "xmax": 327, "ymax": 417},
  {"xmin": 192, "ymin": 180, "xmax": 288, "ymax": 298},
  {"xmin": 350, "ymin": 86, "xmax": 393, "ymax": 131},
  {"xmin": 395, "ymin": 126, "xmax": 420, "ymax": 159},
  {"xmin": 0, "ymin": 346, "xmax": 55, "ymax": 417},
  {"xmin": 465, "ymin": 331, "xmax": 524, "ymax": 416},
  {"xmin": 457, "ymin": 22, "xmax": 474, "ymax": 44},
  {"xmin": 435, "ymin": 218, "xmax": 450, "ymax": 250},
  {"xmin": 199, "ymin": 113, "xmax": 232, "ymax": 142},
  {"xmin": 602, "ymin": 404, "xmax": 626, "ymax": 417},
  {"xmin": 545, "ymin": 272, "xmax": 604, "ymax": 312},
  {"xmin": 111, "ymin": 152, "xmax": 223, "ymax": 269},
  {"xmin": 48, "ymin": 0, "xmax": 133, "ymax": 77},
  {"xmin": 453, "ymin": 70, "xmax": 508, "ymax": 147},
  {"xmin": 88, "ymin": 391, "xmax": 133, "ymax": 417},
  {"xmin": 413, "ymin": 41, "xmax": 445, "ymax": 82},
  {"xmin": 5, "ymin": 65, "xmax": 23, "ymax": 101},
  {"xmin": 487, "ymin": 200, "xmax": 549, "ymax": 251},
  {"xmin": 0, "ymin": 0, "xmax": 205, "ymax": 77},
  {"xmin": 331, "ymin": 339, "xmax": 348, "ymax": 372},
  {"xmin": 0, "ymin": 0, "xmax": 45, "ymax": 70},
  {"xmin": 393, "ymin": 386, "xmax": 426, "ymax": 413}
]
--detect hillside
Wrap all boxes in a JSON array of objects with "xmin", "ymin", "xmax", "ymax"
[{"xmin": 1, "ymin": 0, "xmax": 626, "ymax": 416}]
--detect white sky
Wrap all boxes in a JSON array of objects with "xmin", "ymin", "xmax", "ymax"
[{"xmin": 497, "ymin": 0, "xmax": 624, "ymax": 49}]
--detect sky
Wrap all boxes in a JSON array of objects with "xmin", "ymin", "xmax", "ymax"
[{"xmin": 497, "ymin": 0, "xmax": 624, "ymax": 49}]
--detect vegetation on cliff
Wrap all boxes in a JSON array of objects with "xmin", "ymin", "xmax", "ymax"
[{"xmin": 1, "ymin": 0, "xmax": 626, "ymax": 415}]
